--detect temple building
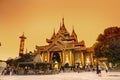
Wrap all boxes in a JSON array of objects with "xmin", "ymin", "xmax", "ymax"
[{"xmin": 35, "ymin": 18, "xmax": 94, "ymax": 67}]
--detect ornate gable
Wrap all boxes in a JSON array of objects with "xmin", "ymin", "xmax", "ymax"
[
  {"xmin": 38, "ymin": 18, "xmax": 86, "ymax": 52},
  {"xmin": 47, "ymin": 39, "xmax": 65, "ymax": 51}
]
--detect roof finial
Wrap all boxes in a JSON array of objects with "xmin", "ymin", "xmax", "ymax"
[
  {"xmin": 62, "ymin": 17, "xmax": 64, "ymax": 25},
  {"xmin": 72, "ymin": 25, "xmax": 74, "ymax": 32}
]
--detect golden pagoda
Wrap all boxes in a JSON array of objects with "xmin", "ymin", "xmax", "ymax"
[{"xmin": 35, "ymin": 18, "xmax": 93, "ymax": 67}]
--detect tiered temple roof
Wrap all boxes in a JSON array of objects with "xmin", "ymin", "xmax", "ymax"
[{"xmin": 36, "ymin": 18, "xmax": 86, "ymax": 52}]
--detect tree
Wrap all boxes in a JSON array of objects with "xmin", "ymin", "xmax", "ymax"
[
  {"xmin": 94, "ymin": 26, "xmax": 120, "ymax": 64},
  {"xmin": 6, "ymin": 58, "xmax": 14, "ymax": 66},
  {"xmin": 6, "ymin": 52, "xmax": 34, "ymax": 67}
]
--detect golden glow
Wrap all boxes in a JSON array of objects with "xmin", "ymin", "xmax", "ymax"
[{"xmin": 0, "ymin": 0, "xmax": 120, "ymax": 60}]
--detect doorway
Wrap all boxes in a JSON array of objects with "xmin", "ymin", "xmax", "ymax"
[{"xmin": 52, "ymin": 52, "xmax": 61, "ymax": 63}]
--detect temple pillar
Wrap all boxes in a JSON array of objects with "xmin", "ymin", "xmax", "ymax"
[
  {"xmin": 84, "ymin": 53, "xmax": 87, "ymax": 65},
  {"xmin": 40, "ymin": 52, "xmax": 44, "ymax": 62},
  {"xmin": 65, "ymin": 50, "xmax": 70, "ymax": 65},
  {"xmin": 71, "ymin": 51, "xmax": 74, "ymax": 66},
  {"xmin": 47, "ymin": 51, "xmax": 50, "ymax": 62},
  {"xmin": 42, "ymin": 52, "xmax": 47, "ymax": 62},
  {"xmin": 41, "ymin": 52, "xmax": 43, "ymax": 61},
  {"xmin": 44, "ymin": 52, "xmax": 47, "ymax": 62},
  {"xmin": 90, "ymin": 52, "xmax": 94, "ymax": 65},
  {"xmin": 69, "ymin": 50, "xmax": 73, "ymax": 66},
  {"xmin": 81, "ymin": 52, "xmax": 84, "ymax": 66},
  {"xmin": 42, "ymin": 52, "xmax": 46, "ymax": 62},
  {"xmin": 59, "ymin": 52, "xmax": 62, "ymax": 63},
  {"xmin": 42, "ymin": 52, "xmax": 45, "ymax": 62}
]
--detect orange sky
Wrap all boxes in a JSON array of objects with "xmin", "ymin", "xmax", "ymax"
[{"xmin": 0, "ymin": 0, "xmax": 120, "ymax": 60}]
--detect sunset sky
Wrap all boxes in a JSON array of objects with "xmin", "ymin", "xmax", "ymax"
[{"xmin": 0, "ymin": 0, "xmax": 120, "ymax": 60}]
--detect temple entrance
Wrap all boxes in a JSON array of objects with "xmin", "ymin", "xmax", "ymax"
[{"xmin": 52, "ymin": 52, "xmax": 61, "ymax": 63}]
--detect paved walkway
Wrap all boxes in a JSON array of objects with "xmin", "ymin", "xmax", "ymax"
[{"xmin": 0, "ymin": 71, "xmax": 120, "ymax": 80}]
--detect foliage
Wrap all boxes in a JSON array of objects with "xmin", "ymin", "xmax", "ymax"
[{"xmin": 94, "ymin": 26, "xmax": 120, "ymax": 63}]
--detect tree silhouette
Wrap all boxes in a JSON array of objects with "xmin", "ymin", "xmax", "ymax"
[{"xmin": 94, "ymin": 26, "xmax": 120, "ymax": 64}]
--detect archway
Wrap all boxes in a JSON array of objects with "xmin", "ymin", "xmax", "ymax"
[{"xmin": 52, "ymin": 52, "xmax": 61, "ymax": 63}]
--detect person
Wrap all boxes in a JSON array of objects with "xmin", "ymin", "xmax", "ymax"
[
  {"xmin": 59, "ymin": 66, "xmax": 64, "ymax": 72},
  {"xmin": 98, "ymin": 65, "xmax": 101, "ymax": 76},
  {"xmin": 96, "ymin": 64, "xmax": 99, "ymax": 74},
  {"xmin": 62, "ymin": 66, "xmax": 65, "ymax": 72},
  {"xmin": 84, "ymin": 65, "xmax": 87, "ymax": 72},
  {"xmin": 103, "ymin": 62, "xmax": 108, "ymax": 73},
  {"xmin": 2, "ymin": 68, "xmax": 7, "ymax": 75},
  {"xmin": 10, "ymin": 68, "xmax": 16, "ymax": 75},
  {"xmin": 74, "ymin": 64, "xmax": 77, "ymax": 72},
  {"xmin": 105, "ymin": 66, "xmax": 108, "ymax": 73},
  {"xmin": 102, "ymin": 62, "xmax": 108, "ymax": 77},
  {"xmin": 6, "ymin": 67, "xmax": 10, "ymax": 75},
  {"xmin": 96, "ymin": 64, "xmax": 101, "ymax": 76},
  {"xmin": 77, "ymin": 64, "xmax": 80, "ymax": 73}
]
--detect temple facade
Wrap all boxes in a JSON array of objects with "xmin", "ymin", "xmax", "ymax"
[{"xmin": 35, "ymin": 18, "xmax": 94, "ymax": 67}]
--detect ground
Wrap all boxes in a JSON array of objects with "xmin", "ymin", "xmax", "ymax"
[{"xmin": 0, "ymin": 71, "xmax": 120, "ymax": 80}]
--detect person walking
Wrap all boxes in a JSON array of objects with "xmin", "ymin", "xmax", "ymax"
[
  {"xmin": 96, "ymin": 64, "xmax": 101, "ymax": 76},
  {"xmin": 96, "ymin": 64, "xmax": 99, "ymax": 74},
  {"xmin": 98, "ymin": 65, "xmax": 101, "ymax": 76}
]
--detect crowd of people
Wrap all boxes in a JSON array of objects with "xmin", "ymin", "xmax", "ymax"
[
  {"xmin": 1, "ymin": 67, "xmax": 17, "ymax": 75},
  {"xmin": 96, "ymin": 62, "xmax": 108, "ymax": 76},
  {"xmin": 59, "ymin": 62, "xmax": 109, "ymax": 77},
  {"xmin": 1, "ymin": 62, "xmax": 109, "ymax": 76}
]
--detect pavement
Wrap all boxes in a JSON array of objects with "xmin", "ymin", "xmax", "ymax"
[{"xmin": 0, "ymin": 71, "xmax": 120, "ymax": 80}]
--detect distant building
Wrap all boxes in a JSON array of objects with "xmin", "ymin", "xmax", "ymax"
[
  {"xmin": 35, "ymin": 18, "xmax": 94, "ymax": 67},
  {"xmin": 19, "ymin": 33, "xmax": 27, "ymax": 56}
]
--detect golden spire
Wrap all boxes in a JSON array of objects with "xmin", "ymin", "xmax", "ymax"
[
  {"xmin": 71, "ymin": 26, "xmax": 78, "ymax": 42},
  {"xmin": 58, "ymin": 18, "xmax": 70, "ymax": 36},
  {"xmin": 72, "ymin": 26, "xmax": 75, "ymax": 33},
  {"xmin": 62, "ymin": 17, "xmax": 64, "ymax": 25},
  {"xmin": 51, "ymin": 28, "xmax": 56, "ymax": 39},
  {"xmin": 61, "ymin": 17, "xmax": 66, "ymax": 31},
  {"xmin": 53, "ymin": 28, "xmax": 55, "ymax": 37}
]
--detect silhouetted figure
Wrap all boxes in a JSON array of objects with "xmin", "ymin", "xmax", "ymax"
[
  {"xmin": 77, "ymin": 64, "xmax": 80, "ymax": 73},
  {"xmin": 60, "ymin": 66, "xmax": 64, "ymax": 72},
  {"xmin": 96, "ymin": 64, "xmax": 101, "ymax": 76},
  {"xmin": 96, "ymin": 65, "xmax": 99, "ymax": 74}
]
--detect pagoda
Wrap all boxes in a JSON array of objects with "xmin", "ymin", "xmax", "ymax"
[
  {"xmin": 35, "ymin": 18, "xmax": 93, "ymax": 67},
  {"xmin": 19, "ymin": 33, "xmax": 27, "ymax": 56}
]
